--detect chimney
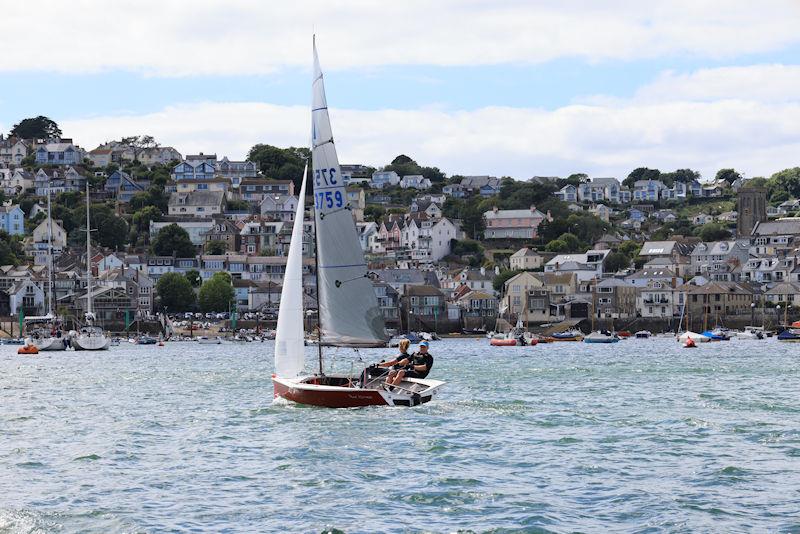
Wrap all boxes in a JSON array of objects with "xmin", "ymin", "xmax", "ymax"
[
  {"xmin": 480, "ymin": 266, "xmax": 486, "ymax": 276},
  {"xmin": 493, "ymin": 206, "xmax": 498, "ymax": 213}
]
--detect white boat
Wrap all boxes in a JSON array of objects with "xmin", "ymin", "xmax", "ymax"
[
  {"xmin": 678, "ymin": 331, "xmax": 711, "ymax": 343},
  {"xmin": 24, "ymin": 187, "xmax": 67, "ymax": 351},
  {"xmin": 198, "ymin": 336, "xmax": 222, "ymax": 345},
  {"xmin": 73, "ymin": 183, "xmax": 110, "ymax": 351},
  {"xmin": 635, "ymin": 330, "xmax": 652, "ymax": 339},
  {"xmin": 24, "ymin": 315, "xmax": 68, "ymax": 351},
  {"xmin": 736, "ymin": 326, "xmax": 765, "ymax": 340},
  {"xmin": 584, "ymin": 331, "xmax": 620, "ymax": 343},
  {"xmin": 272, "ymin": 39, "xmax": 444, "ymax": 408}
]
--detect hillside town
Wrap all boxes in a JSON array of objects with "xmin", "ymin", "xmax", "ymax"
[{"xmin": 1, "ymin": 116, "xmax": 799, "ymax": 334}]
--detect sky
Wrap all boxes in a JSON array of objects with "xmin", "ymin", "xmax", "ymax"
[{"xmin": 1, "ymin": 0, "xmax": 800, "ymax": 180}]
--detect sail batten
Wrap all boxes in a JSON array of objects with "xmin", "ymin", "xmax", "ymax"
[{"xmin": 311, "ymin": 40, "xmax": 386, "ymax": 347}]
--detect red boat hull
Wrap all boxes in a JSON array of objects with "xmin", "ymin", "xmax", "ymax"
[
  {"xmin": 490, "ymin": 338, "xmax": 517, "ymax": 346},
  {"xmin": 273, "ymin": 378, "xmax": 390, "ymax": 408}
]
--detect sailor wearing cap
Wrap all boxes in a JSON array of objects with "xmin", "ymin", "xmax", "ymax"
[{"xmin": 385, "ymin": 340, "xmax": 434, "ymax": 388}]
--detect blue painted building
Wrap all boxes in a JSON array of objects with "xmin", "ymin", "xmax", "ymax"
[
  {"xmin": 172, "ymin": 160, "xmax": 216, "ymax": 181},
  {"xmin": 35, "ymin": 141, "xmax": 83, "ymax": 166},
  {"xmin": 0, "ymin": 204, "xmax": 25, "ymax": 235},
  {"xmin": 105, "ymin": 171, "xmax": 151, "ymax": 202}
]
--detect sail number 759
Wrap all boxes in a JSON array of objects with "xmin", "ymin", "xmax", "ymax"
[
  {"xmin": 314, "ymin": 167, "xmax": 343, "ymax": 210},
  {"xmin": 316, "ymin": 190, "xmax": 344, "ymax": 210}
]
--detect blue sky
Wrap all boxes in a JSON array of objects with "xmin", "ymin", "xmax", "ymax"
[{"xmin": 2, "ymin": 1, "xmax": 800, "ymax": 179}]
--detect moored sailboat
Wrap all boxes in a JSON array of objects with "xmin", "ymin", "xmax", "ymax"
[
  {"xmin": 271, "ymin": 39, "xmax": 444, "ymax": 408},
  {"xmin": 24, "ymin": 184, "xmax": 67, "ymax": 351},
  {"xmin": 73, "ymin": 183, "xmax": 110, "ymax": 351}
]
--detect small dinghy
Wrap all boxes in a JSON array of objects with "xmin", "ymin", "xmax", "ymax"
[
  {"xmin": 778, "ymin": 329, "xmax": 800, "ymax": 342},
  {"xmin": 549, "ymin": 330, "xmax": 584, "ymax": 342},
  {"xmin": 272, "ymin": 39, "xmax": 445, "ymax": 408},
  {"xmin": 683, "ymin": 337, "xmax": 697, "ymax": 348},
  {"xmin": 584, "ymin": 330, "xmax": 620, "ymax": 344},
  {"xmin": 635, "ymin": 330, "xmax": 651, "ymax": 339}
]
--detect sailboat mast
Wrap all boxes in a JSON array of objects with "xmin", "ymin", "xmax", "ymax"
[
  {"xmin": 47, "ymin": 184, "xmax": 54, "ymax": 315},
  {"xmin": 85, "ymin": 182, "xmax": 93, "ymax": 319}
]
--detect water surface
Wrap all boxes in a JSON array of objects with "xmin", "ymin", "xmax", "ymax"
[{"xmin": 1, "ymin": 338, "xmax": 799, "ymax": 532}]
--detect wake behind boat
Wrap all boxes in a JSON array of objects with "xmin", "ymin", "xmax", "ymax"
[{"xmin": 271, "ymin": 38, "xmax": 444, "ymax": 408}]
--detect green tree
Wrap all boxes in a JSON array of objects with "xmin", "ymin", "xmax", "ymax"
[
  {"xmin": 618, "ymin": 240, "xmax": 641, "ymax": 258},
  {"xmin": 132, "ymin": 205, "xmax": 162, "ymax": 232},
  {"xmin": 767, "ymin": 168, "xmax": 800, "ymax": 201},
  {"xmin": 247, "ymin": 144, "xmax": 310, "ymax": 192},
  {"xmin": 152, "ymin": 224, "xmax": 196, "ymax": 257},
  {"xmin": 545, "ymin": 239, "xmax": 568, "ymax": 253},
  {"xmin": 198, "ymin": 272, "xmax": 235, "ymax": 312},
  {"xmin": 493, "ymin": 269, "xmax": 522, "ymax": 292},
  {"xmin": 364, "ymin": 205, "xmax": 386, "ymax": 223},
  {"xmin": 0, "ymin": 231, "xmax": 25, "ymax": 265},
  {"xmin": 461, "ymin": 199, "xmax": 486, "ymax": 239},
  {"xmin": 715, "ymin": 168, "xmax": 742, "ymax": 185},
  {"xmin": 10, "ymin": 116, "xmax": 62, "ymax": 139},
  {"xmin": 605, "ymin": 251, "xmax": 630, "ymax": 272},
  {"xmin": 696, "ymin": 222, "xmax": 731, "ymax": 241},
  {"xmin": 205, "ymin": 240, "xmax": 228, "ymax": 255},
  {"xmin": 119, "ymin": 135, "xmax": 159, "ymax": 161},
  {"xmin": 156, "ymin": 272, "xmax": 196, "ymax": 312},
  {"xmin": 226, "ymin": 199, "xmax": 251, "ymax": 212},
  {"xmin": 184, "ymin": 269, "xmax": 201, "ymax": 287}
]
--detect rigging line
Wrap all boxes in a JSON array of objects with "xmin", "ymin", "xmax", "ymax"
[{"xmin": 312, "ymin": 107, "xmax": 328, "ymax": 111}]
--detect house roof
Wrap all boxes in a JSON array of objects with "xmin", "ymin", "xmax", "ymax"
[
  {"xmin": 484, "ymin": 208, "xmax": 545, "ymax": 220},
  {"xmin": 765, "ymin": 282, "xmax": 800, "ymax": 295},
  {"xmin": 752, "ymin": 219, "xmax": 800, "ymax": 237},
  {"xmin": 406, "ymin": 285, "xmax": 445, "ymax": 297},
  {"xmin": 511, "ymin": 247, "xmax": 541, "ymax": 258},
  {"xmin": 460, "ymin": 176, "xmax": 500, "ymax": 188},
  {"xmin": 691, "ymin": 240, "xmax": 749, "ymax": 256}
]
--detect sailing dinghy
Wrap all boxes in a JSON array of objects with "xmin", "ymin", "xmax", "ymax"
[{"xmin": 271, "ymin": 39, "xmax": 445, "ymax": 408}]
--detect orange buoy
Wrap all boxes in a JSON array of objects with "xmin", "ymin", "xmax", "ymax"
[
  {"xmin": 684, "ymin": 337, "xmax": 696, "ymax": 348},
  {"xmin": 18, "ymin": 344, "xmax": 39, "ymax": 355}
]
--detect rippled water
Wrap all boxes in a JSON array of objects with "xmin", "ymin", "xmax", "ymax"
[{"xmin": 1, "ymin": 337, "xmax": 800, "ymax": 533}]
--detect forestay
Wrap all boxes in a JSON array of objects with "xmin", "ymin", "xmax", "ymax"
[
  {"xmin": 311, "ymin": 41, "xmax": 386, "ymax": 347},
  {"xmin": 274, "ymin": 165, "xmax": 308, "ymax": 377}
]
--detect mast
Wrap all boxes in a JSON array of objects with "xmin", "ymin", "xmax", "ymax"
[
  {"xmin": 46, "ymin": 184, "xmax": 54, "ymax": 316},
  {"xmin": 85, "ymin": 182, "xmax": 93, "ymax": 322},
  {"xmin": 591, "ymin": 277, "xmax": 597, "ymax": 331}
]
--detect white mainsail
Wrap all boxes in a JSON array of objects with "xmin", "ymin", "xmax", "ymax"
[
  {"xmin": 311, "ymin": 40, "xmax": 386, "ymax": 347},
  {"xmin": 274, "ymin": 164, "xmax": 309, "ymax": 378}
]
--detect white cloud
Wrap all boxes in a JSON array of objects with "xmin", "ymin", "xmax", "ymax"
[
  {"xmin": 61, "ymin": 93, "xmax": 800, "ymax": 181},
  {"xmin": 635, "ymin": 64, "xmax": 800, "ymax": 103},
  {"xmin": 2, "ymin": 0, "xmax": 799, "ymax": 75}
]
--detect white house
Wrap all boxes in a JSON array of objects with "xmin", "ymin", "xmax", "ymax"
[
  {"xmin": 400, "ymin": 175, "xmax": 432, "ymax": 189},
  {"xmin": 692, "ymin": 213, "xmax": 715, "ymax": 225},
  {"xmin": 371, "ymin": 171, "xmax": 400, "ymax": 189},
  {"xmin": 8, "ymin": 279, "xmax": 45, "ymax": 316},
  {"xmin": 168, "ymin": 190, "xmax": 225, "ymax": 217},
  {"xmin": 509, "ymin": 247, "xmax": 543, "ymax": 270},
  {"xmin": 260, "ymin": 194, "xmax": 299, "ymax": 222},
  {"xmin": 544, "ymin": 249, "xmax": 611, "ymax": 282}
]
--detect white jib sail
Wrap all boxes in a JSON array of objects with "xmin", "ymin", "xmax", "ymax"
[
  {"xmin": 274, "ymin": 164, "xmax": 309, "ymax": 378},
  {"xmin": 311, "ymin": 39, "xmax": 386, "ymax": 346}
]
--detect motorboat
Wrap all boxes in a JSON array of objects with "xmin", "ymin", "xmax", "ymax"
[
  {"xmin": 617, "ymin": 330, "xmax": 632, "ymax": 338},
  {"xmin": 272, "ymin": 40, "xmax": 445, "ymax": 408},
  {"xmin": 388, "ymin": 332, "xmax": 420, "ymax": 347},
  {"xmin": 136, "ymin": 335, "xmax": 158, "ymax": 345},
  {"xmin": 2, "ymin": 338, "xmax": 25, "ymax": 345},
  {"xmin": 778, "ymin": 329, "xmax": 800, "ymax": 342},
  {"xmin": 701, "ymin": 328, "xmax": 731, "ymax": 341},
  {"xmin": 584, "ymin": 331, "xmax": 620, "ymax": 344},
  {"xmin": 737, "ymin": 326, "xmax": 765, "ymax": 340},
  {"xmin": 634, "ymin": 330, "xmax": 652, "ymax": 339},
  {"xmin": 198, "ymin": 336, "xmax": 222, "ymax": 345},
  {"xmin": 678, "ymin": 331, "xmax": 711, "ymax": 343}
]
